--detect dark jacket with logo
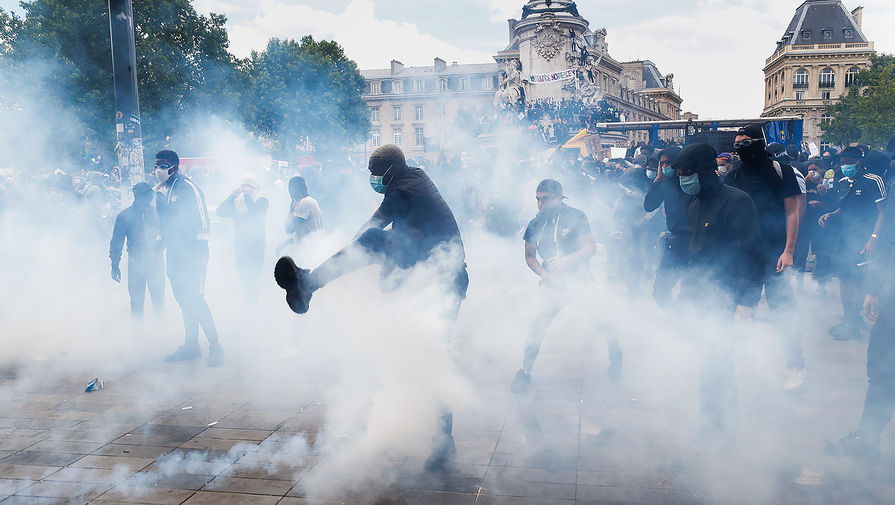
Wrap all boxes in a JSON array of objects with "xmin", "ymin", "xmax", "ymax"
[
  {"xmin": 155, "ymin": 173, "xmax": 211, "ymax": 252},
  {"xmin": 687, "ymin": 183, "xmax": 767, "ymax": 309}
]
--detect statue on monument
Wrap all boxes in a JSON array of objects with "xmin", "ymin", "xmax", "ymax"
[
  {"xmin": 494, "ymin": 59, "xmax": 525, "ymax": 108},
  {"xmin": 563, "ymin": 36, "xmax": 603, "ymax": 103}
]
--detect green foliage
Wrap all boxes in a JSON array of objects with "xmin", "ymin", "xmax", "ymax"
[
  {"xmin": 822, "ymin": 53, "xmax": 895, "ymax": 149},
  {"xmin": 0, "ymin": 3, "xmax": 369, "ymax": 163},
  {"xmin": 1, "ymin": 0, "xmax": 237, "ymax": 148},
  {"xmin": 242, "ymin": 36, "xmax": 370, "ymax": 158}
]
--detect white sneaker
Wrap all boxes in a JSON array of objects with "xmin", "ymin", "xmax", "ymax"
[{"xmin": 784, "ymin": 367, "xmax": 807, "ymax": 391}]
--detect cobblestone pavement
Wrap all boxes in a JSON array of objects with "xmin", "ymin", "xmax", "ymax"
[{"xmin": 1, "ymin": 285, "xmax": 894, "ymax": 505}]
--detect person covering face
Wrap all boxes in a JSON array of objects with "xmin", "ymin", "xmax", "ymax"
[
  {"xmin": 676, "ymin": 143, "xmax": 766, "ymax": 316},
  {"xmin": 726, "ymin": 124, "xmax": 805, "ymax": 274}
]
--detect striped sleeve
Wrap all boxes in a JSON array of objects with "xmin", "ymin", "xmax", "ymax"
[
  {"xmin": 183, "ymin": 178, "xmax": 211, "ymax": 240},
  {"xmin": 864, "ymin": 173, "xmax": 887, "ymax": 203}
]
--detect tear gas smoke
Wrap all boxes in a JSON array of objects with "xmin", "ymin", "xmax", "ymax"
[{"xmin": 0, "ymin": 55, "xmax": 883, "ymax": 505}]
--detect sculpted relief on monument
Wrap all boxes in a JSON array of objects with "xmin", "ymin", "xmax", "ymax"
[{"xmin": 532, "ymin": 14, "xmax": 563, "ymax": 61}]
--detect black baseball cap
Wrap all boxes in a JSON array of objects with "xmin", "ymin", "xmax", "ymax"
[{"xmin": 536, "ymin": 179, "xmax": 565, "ymax": 197}]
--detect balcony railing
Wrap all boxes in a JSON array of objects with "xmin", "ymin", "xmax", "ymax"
[
  {"xmin": 793, "ymin": 82, "xmax": 809, "ymax": 89},
  {"xmin": 818, "ymin": 81, "xmax": 835, "ymax": 89},
  {"xmin": 766, "ymin": 41, "xmax": 874, "ymax": 65}
]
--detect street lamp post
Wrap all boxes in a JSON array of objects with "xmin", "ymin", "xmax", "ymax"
[{"xmin": 108, "ymin": 0, "xmax": 144, "ymax": 205}]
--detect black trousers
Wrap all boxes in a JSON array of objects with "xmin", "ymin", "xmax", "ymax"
[
  {"xmin": 652, "ymin": 234, "xmax": 689, "ymax": 306},
  {"xmin": 311, "ymin": 228, "xmax": 467, "ymax": 439},
  {"xmin": 127, "ymin": 255, "xmax": 164, "ymax": 318},
  {"xmin": 860, "ymin": 295, "xmax": 895, "ymax": 441},
  {"xmin": 167, "ymin": 242, "xmax": 219, "ymax": 348}
]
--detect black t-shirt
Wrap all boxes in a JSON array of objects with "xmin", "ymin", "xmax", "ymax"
[
  {"xmin": 523, "ymin": 204, "xmax": 591, "ymax": 271},
  {"xmin": 377, "ymin": 167, "xmax": 463, "ymax": 261},
  {"xmin": 836, "ymin": 172, "xmax": 887, "ymax": 246},
  {"xmin": 726, "ymin": 158, "xmax": 802, "ymax": 256}
]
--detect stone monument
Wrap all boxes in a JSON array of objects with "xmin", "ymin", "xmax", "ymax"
[{"xmin": 494, "ymin": 0, "xmax": 603, "ymax": 103}]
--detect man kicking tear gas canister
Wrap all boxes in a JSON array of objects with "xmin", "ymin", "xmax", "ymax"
[
  {"xmin": 511, "ymin": 179, "xmax": 622, "ymax": 394},
  {"xmin": 274, "ymin": 144, "xmax": 468, "ymax": 472}
]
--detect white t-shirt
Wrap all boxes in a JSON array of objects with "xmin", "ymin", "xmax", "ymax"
[{"xmin": 292, "ymin": 196, "xmax": 323, "ymax": 235}]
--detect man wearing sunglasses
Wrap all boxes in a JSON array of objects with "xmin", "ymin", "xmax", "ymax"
[
  {"xmin": 153, "ymin": 150, "xmax": 223, "ymax": 367},
  {"xmin": 725, "ymin": 124, "xmax": 807, "ymax": 390}
]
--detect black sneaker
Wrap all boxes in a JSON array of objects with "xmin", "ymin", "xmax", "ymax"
[
  {"xmin": 164, "ymin": 345, "xmax": 200, "ymax": 362},
  {"xmin": 207, "ymin": 342, "xmax": 224, "ymax": 368},
  {"xmin": 275, "ymin": 256, "xmax": 313, "ymax": 314},
  {"xmin": 424, "ymin": 434, "xmax": 457, "ymax": 473},
  {"xmin": 511, "ymin": 369, "xmax": 531, "ymax": 394}
]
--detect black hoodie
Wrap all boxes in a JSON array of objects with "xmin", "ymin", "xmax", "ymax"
[
  {"xmin": 679, "ymin": 144, "xmax": 767, "ymax": 309},
  {"xmin": 644, "ymin": 146, "xmax": 693, "ymax": 237}
]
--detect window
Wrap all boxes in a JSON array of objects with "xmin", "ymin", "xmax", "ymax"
[
  {"xmin": 844, "ymin": 28, "xmax": 854, "ymax": 39},
  {"xmin": 415, "ymin": 105, "xmax": 424, "ymax": 121},
  {"xmin": 795, "ymin": 91, "xmax": 805, "ymax": 100},
  {"xmin": 393, "ymin": 80, "xmax": 403, "ymax": 94},
  {"xmin": 372, "ymin": 129, "xmax": 381, "ymax": 148},
  {"xmin": 845, "ymin": 67, "xmax": 859, "ymax": 87},
  {"xmin": 415, "ymin": 127, "xmax": 425, "ymax": 146},
  {"xmin": 460, "ymin": 77, "xmax": 469, "ymax": 91},
  {"xmin": 438, "ymin": 78, "xmax": 448, "ymax": 92},
  {"xmin": 415, "ymin": 80, "xmax": 424, "ymax": 93},
  {"xmin": 439, "ymin": 103, "xmax": 447, "ymax": 120},
  {"xmin": 794, "ymin": 69, "xmax": 809, "ymax": 89},
  {"xmin": 822, "ymin": 91, "xmax": 831, "ymax": 100},
  {"xmin": 393, "ymin": 106, "xmax": 402, "ymax": 121},
  {"xmin": 481, "ymin": 76, "xmax": 493, "ymax": 90},
  {"xmin": 823, "ymin": 28, "xmax": 833, "ymax": 40},
  {"xmin": 393, "ymin": 127, "xmax": 402, "ymax": 145},
  {"xmin": 821, "ymin": 114, "xmax": 832, "ymax": 124},
  {"xmin": 801, "ymin": 29, "xmax": 812, "ymax": 40},
  {"xmin": 370, "ymin": 81, "xmax": 381, "ymax": 95},
  {"xmin": 819, "ymin": 68, "xmax": 835, "ymax": 88},
  {"xmin": 370, "ymin": 107, "xmax": 380, "ymax": 123}
]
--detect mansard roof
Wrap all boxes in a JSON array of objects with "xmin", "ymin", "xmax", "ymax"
[{"xmin": 777, "ymin": 0, "xmax": 867, "ymax": 50}]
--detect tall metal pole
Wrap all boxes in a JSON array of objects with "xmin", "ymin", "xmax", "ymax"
[{"xmin": 108, "ymin": 0, "xmax": 144, "ymax": 205}]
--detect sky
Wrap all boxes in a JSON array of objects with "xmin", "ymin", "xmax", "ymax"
[{"xmin": 2, "ymin": 0, "xmax": 893, "ymax": 119}]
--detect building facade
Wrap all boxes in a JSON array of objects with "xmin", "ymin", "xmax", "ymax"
[
  {"xmin": 762, "ymin": 0, "xmax": 874, "ymax": 149},
  {"xmin": 357, "ymin": 0, "xmax": 684, "ymax": 158},
  {"xmin": 360, "ymin": 58, "xmax": 499, "ymax": 160}
]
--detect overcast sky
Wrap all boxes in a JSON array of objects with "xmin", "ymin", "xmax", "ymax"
[{"xmin": 3, "ymin": 0, "xmax": 893, "ymax": 118}]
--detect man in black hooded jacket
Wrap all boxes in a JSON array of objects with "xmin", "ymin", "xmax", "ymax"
[
  {"xmin": 274, "ymin": 144, "xmax": 467, "ymax": 473},
  {"xmin": 725, "ymin": 124, "xmax": 807, "ymax": 389},
  {"xmin": 676, "ymin": 143, "xmax": 766, "ymax": 431},
  {"xmin": 644, "ymin": 146, "xmax": 693, "ymax": 306},
  {"xmin": 834, "ymin": 178, "xmax": 895, "ymax": 459}
]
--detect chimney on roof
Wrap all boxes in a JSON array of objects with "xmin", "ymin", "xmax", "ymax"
[
  {"xmin": 851, "ymin": 6, "xmax": 863, "ymax": 31},
  {"xmin": 390, "ymin": 60, "xmax": 404, "ymax": 75},
  {"xmin": 434, "ymin": 57, "xmax": 447, "ymax": 72}
]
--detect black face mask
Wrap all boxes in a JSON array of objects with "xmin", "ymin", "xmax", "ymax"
[{"xmin": 737, "ymin": 141, "xmax": 766, "ymax": 165}]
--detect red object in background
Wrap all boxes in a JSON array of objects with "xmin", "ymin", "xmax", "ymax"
[{"xmin": 178, "ymin": 157, "xmax": 218, "ymax": 175}]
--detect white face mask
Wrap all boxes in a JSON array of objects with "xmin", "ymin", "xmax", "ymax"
[{"xmin": 155, "ymin": 168, "xmax": 171, "ymax": 184}]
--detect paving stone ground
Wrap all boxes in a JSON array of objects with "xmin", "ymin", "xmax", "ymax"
[{"xmin": 1, "ymin": 282, "xmax": 894, "ymax": 505}]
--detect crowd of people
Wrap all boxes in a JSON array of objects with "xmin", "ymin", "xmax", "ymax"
[
  {"xmin": 469, "ymin": 97, "xmax": 622, "ymax": 146},
  {"xmin": 2, "ymin": 121, "xmax": 895, "ymax": 473}
]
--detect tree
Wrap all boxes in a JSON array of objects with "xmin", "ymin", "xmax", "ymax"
[
  {"xmin": 0, "ymin": 0, "xmax": 239, "ymax": 159},
  {"xmin": 822, "ymin": 53, "xmax": 895, "ymax": 149},
  {"xmin": 242, "ymin": 36, "xmax": 370, "ymax": 158}
]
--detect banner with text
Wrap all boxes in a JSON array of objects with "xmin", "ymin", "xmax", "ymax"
[{"xmin": 529, "ymin": 69, "xmax": 575, "ymax": 84}]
